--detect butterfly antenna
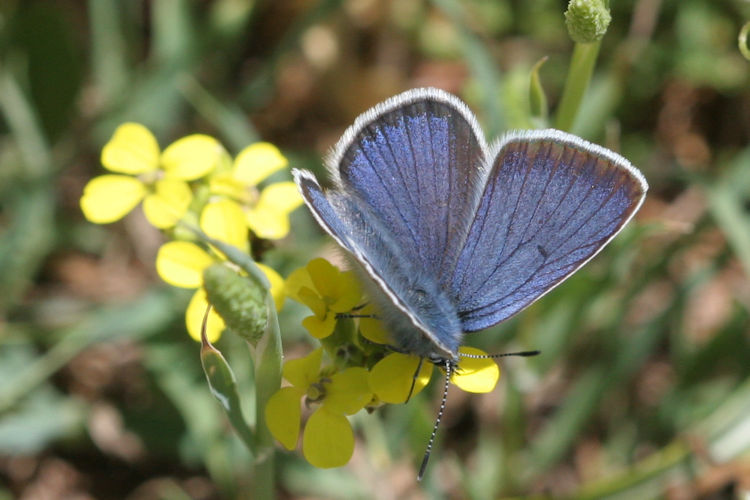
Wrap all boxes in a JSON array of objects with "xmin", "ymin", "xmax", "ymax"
[
  {"xmin": 417, "ymin": 359, "xmax": 451, "ymax": 481},
  {"xmin": 459, "ymin": 350, "xmax": 541, "ymax": 360}
]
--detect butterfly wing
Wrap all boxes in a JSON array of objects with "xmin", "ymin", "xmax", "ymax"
[
  {"xmin": 292, "ymin": 88, "xmax": 490, "ymax": 358},
  {"xmin": 450, "ymin": 129, "xmax": 648, "ymax": 332},
  {"xmin": 294, "ymin": 169, "xmax": 464, "ymax": 358},
  {"xmin": 327, "ymin": 88, "xmax": 488, "ymax": 278}
]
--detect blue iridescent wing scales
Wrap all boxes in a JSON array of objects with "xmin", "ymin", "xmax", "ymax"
[
  {"xmin": 294, "ymin": 170, "xmax": 463, "ymax": 358},
  {"xmin": 294, "ymin": 88, "xmax": 648, "ymax": 359},
  {"xmin": 451, "ymin": 130, "xmax": 648, "ymax": 332},
  {"xmin": 330, "ymin": 88, "xmax": 487, "ymax": 278}
]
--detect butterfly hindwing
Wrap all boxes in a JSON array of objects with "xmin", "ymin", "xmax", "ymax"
[
  {"xmin": 295, "ymin": 89, "xmax": 647, "ymax": 360},
  {"xmin": 450, "ymin": 130, "xmax": 648, "ymax": 332}
]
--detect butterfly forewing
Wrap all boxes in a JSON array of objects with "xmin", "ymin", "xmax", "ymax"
[
  {"xmin": 331, "ymin": 89, "xmax": 487, "ymax": 278},
  {"xmin": 450, "ymin": 131, "xmax": 647, "ymax": 332},
  {"xmin": 295, "ymin": 89, "xmax": 647, "ymax": 359}
]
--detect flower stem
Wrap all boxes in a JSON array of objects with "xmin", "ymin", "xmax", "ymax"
[
  {"xmin": 555, "ymin": 41, "xmax": 601, "ymax": 132},
  {"xmin": 251, "ymin": 292, "xmax": 283, "ymax": 500}
]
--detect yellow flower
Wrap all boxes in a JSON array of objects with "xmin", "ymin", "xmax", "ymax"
[
  {"xmin": 369, "ymin": 347, "xmax": 501, "ymax": 404},
  {"xmin": 285, "ymin": 258, "xmax": 362, "ymax": 339},
  {"xmin": 448, "ymin": 346, "xmax": 501, "ymax": 393},
  {"xmin": 80, "ymin": 123, "xmax": 227, "ymax": 228},
  {"xmin": 156, "ymin": 240, "xmax": 285, "ymax": 342},
  {"xmin": 208, "ymin": 142, "xmax": 303, "ymax": 240},
  {"xmin": 200, "ymin": 198, "xmax": 249, "ymax": 252},
  {"xmin": 265, "ymin": 348, "xmax": 373, "ymax": 468},
  {"xmin": 368, "ymin": 352, "xmax": 432, "ymax": 403},
  {"xmin": 357, "ymin": 303, "xmax": 391, "ymax": 345}
]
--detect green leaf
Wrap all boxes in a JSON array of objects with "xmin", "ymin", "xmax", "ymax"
[
  {"xmin": 7, "ymin": 3, "xmax": 83, "ymax": 140},
  {"xmin": 178, "ymin": 75, "xmax": 259, "ymax": 152},
  {"xmin": 705, "ymin": 147, "xmax": 750, "ymax": 276},
  {"xmin": 740, "ymin": 22, "xmax": 750, "ymax": 61},
  {"xmin": 200, "ymin": 341, "xmax": 256, "ymax": 454},
  {"xmin": 0, "ymin": 388, "xmax": 86, "ymax": 454},
  {"xmin": 529, "ymin": 56, "xmax": 549, "ymax": 126},
  {"xmin": 0, "ymin": 289, "xmax": 180, "ymax": 413}
]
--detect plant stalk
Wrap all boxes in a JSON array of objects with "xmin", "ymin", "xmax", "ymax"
[
  {"xmin": 251, "ymin": 293, "xmax": 283, "ymax": 500},
  {"xmin": 555, "ymin": 41, "xmax": 601, "ymax": 132}
]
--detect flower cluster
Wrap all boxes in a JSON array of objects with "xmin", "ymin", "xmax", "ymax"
[
  {"xmin": 81, "ymin": 124, "xmax": 508, "ymax": 471},
  {"xmin": 267, "ymin": 258, "xmax": 501, "ymax": 468},
  {"xmin": 81, "ymin": 123, "xmax": 299, "ymax": 341}
]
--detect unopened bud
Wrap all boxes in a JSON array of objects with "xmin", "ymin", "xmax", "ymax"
[
  {"xmin": 565, "ymin": 0, "xmax": 611, "ymax": 44},
  {"xmin": 203, "ymin": 263, "xmax": 267, "ymax": 345}
]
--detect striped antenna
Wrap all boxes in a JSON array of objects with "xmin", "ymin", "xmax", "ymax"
[
  {"xmin": 418, "ymin": 359, "xmax": 451, "ymax": 481},
  {"xmin": 459, "ymin": 350, "xmax": 541, "ymax": 360},
  {"xmin": 416, "ymin": 349, "xmax": 540, "ymax": 481}
]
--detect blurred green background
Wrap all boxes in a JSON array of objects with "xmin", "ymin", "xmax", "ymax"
[{"xmin": 1, "ymin": 0, "xmax": 749, "ymax": 498}]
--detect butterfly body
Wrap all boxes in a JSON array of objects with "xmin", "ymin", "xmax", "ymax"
[{"xmin": 294, "ymin": 88, "xmax": 647, "ymax": 362}]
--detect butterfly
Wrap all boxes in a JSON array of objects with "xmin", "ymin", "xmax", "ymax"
[{"xmin": 293, "ymin": 87, "xmax": 647, "ymax": 364}]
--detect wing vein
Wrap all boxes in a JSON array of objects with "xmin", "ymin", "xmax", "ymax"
[{"xmin": 356, "ymin": 135, "xmax": 422, "ymax": 250}]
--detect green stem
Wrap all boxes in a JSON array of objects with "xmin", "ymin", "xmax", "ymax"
[
  {"xmin": 251, "ymin": 293, "xmax": 283, "ymax": 500},
  {"xmin": 87, "ymin": 0, "xmax": 129, "ymax": 104},
  {"xmin": 555, "ymin": 41, "xmax": 601, "ymax": 132},
  {"xmin": 576, "ymin": 372, "xmax": 750, "ymax": 498}
]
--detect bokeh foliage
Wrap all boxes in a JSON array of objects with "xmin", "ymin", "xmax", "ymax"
[{"xmin": 1, "ymin": 0, "xmax": 749, "ymax": 498}]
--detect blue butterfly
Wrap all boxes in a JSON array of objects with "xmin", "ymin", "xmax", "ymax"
[{"xmin": 293, "ymin": 87, "xmax": 647, "ymax": 364}]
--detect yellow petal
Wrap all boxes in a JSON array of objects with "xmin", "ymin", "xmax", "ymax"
[
  {"xmin": 358, "ymin": 304, "xmax": 391, "ymax": 345},
  {"xmin": 186, "ymin": 288, "xmax": 225, "ymax": 342},
  {"xmin": 80, "ymin": 175, "xmax": 146, "ymax": 223},
  {"xmin": 302, "ymin": 313, "xmax": 336, "ymax": 339},
  {"xmin": 156, "ymin": 241, "xmax": 214, "ymax": 288},
  {"xmin": 246, "ymin": 205, "xmax": 291, "ymax": 240},
  {"xmin": 329, "ymin": 270, "xmax": 362, "ymax": 313},
  {"xmin": 323, "ymin": 367, "xmax": 372, "ymax": 415},
  {"xmin": 161, "ymin": 134, "xmax": 225, "ymax": 180},
  {"xmin": 209, "ymin": 172, "xmax": 247, "ymax": 200},
  {"xmin": 307, "ymin": 258, "xmax": 338, "ymax": 300},
  {"xmin": 200, "ymin": 199, "xmax": 249, "ymax": 251},
  {"xmin": 302, "ymin": 408, "xmax": 354, "ymax": 468},
  {"xmin": 265, "ymin": 387, "xmax": 302, "ymax": 450},
  {"xmin": 142, "ymin": 178, "xmax": 192, "ymax": 229},
  {"xmin": 255, "ymin": 263, "xmax": 285, "ymax": 311},
  {"xmin": 369, "ymin": 353, "xmax": 433, "ymax": 404},
  {"xmin": 255, "ymin": 182, "xmax": 303, "ymax": 214},
  {"xmin": 285, "ymin": 265, "xmax": 315, "ymax": 303},
  {"xmin": 233, "ymin": 142, "xmax": 288, "ymax": 186},
  {"xmin": 305, "ymin": 261, "xmax": 360, "ymax": 313},
  {"xmin": 283, "ymin": 347, "xmax": 323, "ymax": 390},
  {"xmin": 451, "ymin": 347, "xmax": 500, "ymax": 393},
  {"xmin": 101, "ymin": 123, "xmax": 160, "ymax": 174},
  {"xmin": 297, "ymin": 287, "xmax": 327, "ymax": 318}
]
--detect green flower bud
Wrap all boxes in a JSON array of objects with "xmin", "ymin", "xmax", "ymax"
[
  {"xmin": 203, "ymin": 263, "xmax": 267, "ymax": 345},
  {"xmin": 564, "ymin": 0, "xmax": 611, "ymax": 44}
]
